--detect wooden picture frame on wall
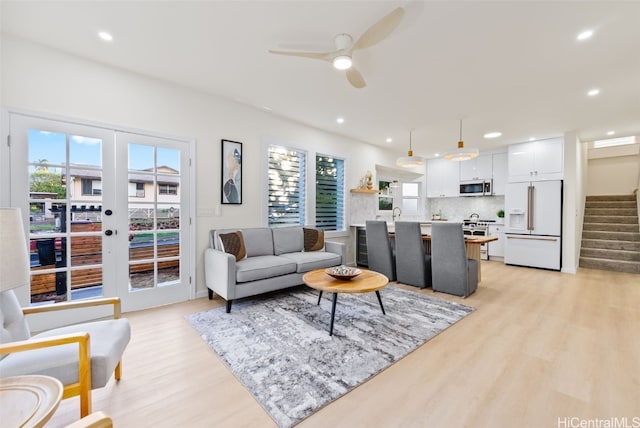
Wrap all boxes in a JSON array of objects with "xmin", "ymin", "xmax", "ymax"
[{"xmin": 221, "ymin": 139, "xmax": 242, "ymax": 204}]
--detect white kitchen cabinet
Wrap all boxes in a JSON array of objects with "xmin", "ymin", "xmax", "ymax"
[
  {"xmin": 488, "ymin": 224, "xmax": 505, "ymax": 258},
  {"xmin": 492, "ymin": 152, "xmax": 508, "ymax": 195},
  {"xmin": 427, "ymin": 158, "xmax": 460, "ymax": 197},
  {"xmin": 459, "ymin": 153, "xmax": 493, "ymax": 181},
  {"xmin": 508, "ymin": 138, "xmax": 563, "ymax": 182}
]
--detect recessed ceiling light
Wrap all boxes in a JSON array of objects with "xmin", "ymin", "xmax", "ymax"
[
  {"xmin": 577, "ymin": 30, "xmax": 594, "ymax": 41},
  {"xmin": 385, "ymin": 138, "xmax": 393, "ymax": 143},
  {"xmin": 434, "ymin": 153, "xmax": 440, "ymax": 158},
  {"xmin": 336, "ymin": 117, "xmax": 344, "ymax": 124},
  {"xmin": 587, "ymin": 88, "xmax": 600, "ymax": 97},
  {"xmin": 98, "ymin": 31, "xmax": 113, "ymax": 42},
  {"xmin": 529, "ymin": 137, "xmax": 536, "ymax": 141},
  {"xmin": 607, "ymin": 131, "xmax": 615, "ymax": 136},
  {"xmin": 483, "ymin": 132, "xmax": 502, "ymax": 139}
]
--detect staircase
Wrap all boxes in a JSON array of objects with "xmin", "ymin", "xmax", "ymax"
[{"xmin": 579, "ymin": 194, "xmax": 640, "ymax": 273}]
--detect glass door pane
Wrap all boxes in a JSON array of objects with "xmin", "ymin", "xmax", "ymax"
[{"xmin": 26, "ymin": 127, "xmax": 111, "ymax": 304}]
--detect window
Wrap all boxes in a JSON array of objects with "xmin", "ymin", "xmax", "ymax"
[
  {"xmin": 128, "ymin": 182, "xmax": 145, "ymax": 197},
  {"xmin": 377, "ymin": 178, "xmax": 422, "ymax": 216},
  {"xmin": 158, "ymin": 183, "xmax": 177, "ymax": 195},
  {"xmin": 81, "ymin": 178, "xmax": 102, "ymax": 195},
  {"xmin": 315, "ymin": 155, "xmax": 344, "ymax": 231},
  {"xmin": 268, "ymin": 145, "xmax": 306, "ymax": 227},
  {"xmin": 400, "ymin": 182, "xmax": 420, "ymax": 214}
]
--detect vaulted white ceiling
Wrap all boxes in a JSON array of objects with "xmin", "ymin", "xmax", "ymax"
[{"xmin": 2, "ymin": 1, "xmax": 640, "ymax": 158}]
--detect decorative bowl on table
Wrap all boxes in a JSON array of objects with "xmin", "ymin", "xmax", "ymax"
[{"xmin": 325, "ymin": 266, "xmax": 362, "ymax": 280}]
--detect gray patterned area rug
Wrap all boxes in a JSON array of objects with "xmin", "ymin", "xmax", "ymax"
[{"xmin": 186, "ymin": 285, "xmax": 474, "ymax": 428}]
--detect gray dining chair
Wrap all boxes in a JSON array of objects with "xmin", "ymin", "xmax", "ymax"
[
  {"xmin": 365, "ymin": 220, "xmax": 396, "ymax": 281},
  {"xmin": 394, "ymin": 221, "xmax": 431, "ymax": 288},
  {"xmin": 430, "ymin": 222, "xmax": 478, "ymax": 297}
]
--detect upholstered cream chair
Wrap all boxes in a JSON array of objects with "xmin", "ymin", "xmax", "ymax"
[{"xmin": 0, "ymin": 208, "xmax": 131, "ymax": 418}]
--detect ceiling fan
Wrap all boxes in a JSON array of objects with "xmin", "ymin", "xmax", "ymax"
[{"xmin": 268, "ymin": 7, "xmax": 405, "ymax": 89}]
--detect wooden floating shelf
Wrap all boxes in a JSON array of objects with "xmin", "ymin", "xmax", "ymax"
[{"xmin": 350, "ymin": 188, "xmax": 379, "ymax": 194}]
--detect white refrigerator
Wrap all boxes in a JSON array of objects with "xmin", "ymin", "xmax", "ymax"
[{"xmin": 504, "ymin": 180, "xmax": 562, "ymax": 270}]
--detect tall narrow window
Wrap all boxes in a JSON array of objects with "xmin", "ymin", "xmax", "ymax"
[
  {"xmin": 268, "ymin": 145, "xmax": 306, "ymax": 227},
  {"xmin": 400, "ymin": 182, "xmax": 420, "ymax": 215},
  {"xmin": 315, "ymin": 155, "xmax": 344, "ymax": 231}
]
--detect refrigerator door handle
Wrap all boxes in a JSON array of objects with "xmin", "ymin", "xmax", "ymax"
[
  {"xmin": 527, "ymin": 185, "xmax": 534, "ymax": 230},
  {"xmin": 506, "ymin": 235, "xmax": 559, "ymax": 242}
]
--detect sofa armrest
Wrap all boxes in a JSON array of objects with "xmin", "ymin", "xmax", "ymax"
[
  {"xmin": 204, "ymin": 248, "xmax": 237, "ymax": 300},
  {"xmin": 325, "ymin": 240, "xmax": 346, "ymax": 265}
]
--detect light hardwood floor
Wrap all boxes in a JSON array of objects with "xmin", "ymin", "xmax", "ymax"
[{"xmin": 46, "ymin": 262, "xmax": 639, "ymax": 427}]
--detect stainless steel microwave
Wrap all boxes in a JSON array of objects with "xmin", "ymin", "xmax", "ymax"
[{"xmin": 460, "ymin": 180, "xmax": 492, "ymax": 196}]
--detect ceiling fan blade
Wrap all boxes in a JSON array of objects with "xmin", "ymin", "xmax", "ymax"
[
  {"xmin": 346, "ymin": 67, "xmax": 366, "ymax": 89},
  {"xmin": 352, "ymin": 7, "xmax": 405, "ymax": 51},
  {"xmin": 268, "ymin": 49, "xmax": 332, "ymax": 61}
]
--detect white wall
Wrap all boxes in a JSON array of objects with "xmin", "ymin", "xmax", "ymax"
[
  {"xmin": 586, "ymin": 143, "xmax": 640, "ymax": 195},
  {"xmin": 0, "ymin": 36, "xmax": 400, "ymax": 298}
]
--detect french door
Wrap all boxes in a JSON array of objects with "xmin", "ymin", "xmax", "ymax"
[{"xmin": 8, "ymin": 113, "xmax": 192, "ymax": 313}]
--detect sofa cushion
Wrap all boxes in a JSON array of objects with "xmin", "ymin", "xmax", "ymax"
[
  {"xmin": 236, "ymin": 255, "xmax": 297, "ymax": 283},
  {"xmin": 279, "ymin": 251, "xmax": 342, "ymax": 273},
  {"xmin": 272, "ymin": 227, "xmax": 304, "ymax": 255},
  {"xmin": 240, "ymin": 228, "xmax": 275, "ymax": 257},
  {"xmin": 303, "ymin": 228, "xmax": 324, "ymax": 251},
  {"xmin": 218, "ymin": 231, "xmax": 246, "ymax": 261}
]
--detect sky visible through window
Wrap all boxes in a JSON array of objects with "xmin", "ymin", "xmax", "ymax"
[{"xmin": 28, "ymin": 129, "xmax": 180, "ymax": 171}]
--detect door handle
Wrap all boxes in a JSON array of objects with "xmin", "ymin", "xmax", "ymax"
[
  {"xmin": 506, "ymin": 236, "xmax": 557, "ymax": 242},
  {"xmin": 105, "ymin": 229, "xmax": 115, "ymax": 236}
]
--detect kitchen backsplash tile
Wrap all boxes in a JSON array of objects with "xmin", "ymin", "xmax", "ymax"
[
  {"xmin": 349, "ymin": 192, "xmax": 378, "ymax": 225},
  {"xmin": 349, "ymin": 191, "xmax": 505, "ymax": 225},
  {"xmin": 426, "ymin": 196, "xmax": 505, "ymax": 222}
]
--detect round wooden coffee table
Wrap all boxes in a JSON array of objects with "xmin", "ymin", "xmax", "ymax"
[
  {"xmin": 0, "ymin": 375, "xmax": 63, "ymax": 428},
  {"xmin": 302, "ymin": 268, "xmax": 389, "ymax": 336}
]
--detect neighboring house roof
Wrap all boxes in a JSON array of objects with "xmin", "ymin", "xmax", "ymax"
[{"xmin": 62, "ymin": 166, "xmax": 180, "ymax": 185}]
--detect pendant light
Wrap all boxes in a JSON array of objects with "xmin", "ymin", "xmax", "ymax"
[
  {"xmin": 444, "ymin": 119, "xmax": 479, "ymax": 161},
  {"xmin": 396, "ymin": 129, "xmax": 425, "ymax": 168}
]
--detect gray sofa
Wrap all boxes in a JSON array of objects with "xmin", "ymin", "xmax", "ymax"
[{"xmin": 204, "ymin": 227, "xmax": 345, "ymax": 312}]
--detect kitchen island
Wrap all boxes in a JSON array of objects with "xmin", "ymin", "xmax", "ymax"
[
  {"xmin": 353, "ymin": 223, "xmax": 496, "ymax": 282},
  {"xmin": 388, "ymin": 233, "xmax": 497, "ymax": 282}
]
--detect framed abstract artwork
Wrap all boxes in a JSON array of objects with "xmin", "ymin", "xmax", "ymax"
[{"xmin": 221, "ymin": 139, "xmax": 242, "ymax": 204}]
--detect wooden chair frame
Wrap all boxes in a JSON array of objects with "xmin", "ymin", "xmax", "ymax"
[{"xmin": 0, "ymin": 297, "xmax": 123, "ymax": 418}]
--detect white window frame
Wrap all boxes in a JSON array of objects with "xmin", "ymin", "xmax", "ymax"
[
  {"xmin": 262, "ymin": 140, "xmax": 349, "ymax": 237},
  {"xmin": 266, "ymin": 144, "xmax": 307, "ymax": 228},
  {"xmin": 314, "ymin": 153, "xmax": 346, "ymax": 232}
]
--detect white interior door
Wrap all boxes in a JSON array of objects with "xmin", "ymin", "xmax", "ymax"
[{"xmin": 8, "ymin": 112, "xmax": 191, "ymax": 314}]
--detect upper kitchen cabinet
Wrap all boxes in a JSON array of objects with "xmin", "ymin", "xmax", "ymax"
[
  {"xmin": 508, "ymin": 137, "xmax": 563, "ymax": 182},
  {"xmin": 460, "ymin": 154, "xmax": 493, "ymax": 181},
  {"xmin": 427, "ymin": 158, "xmax": 460, "ymax": 197}
]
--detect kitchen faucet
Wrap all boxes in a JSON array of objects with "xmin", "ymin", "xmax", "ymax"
[{"xmin": 392, "ymin": 206, "xmax": 402, "ymax": 222}]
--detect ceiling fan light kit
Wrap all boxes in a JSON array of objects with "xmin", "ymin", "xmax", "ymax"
[
  {"xmin": 444, "ymin": 120, "xmax": 480, "ymax": 162},
  {"xmin": 268, "ymin": 7, "xmax": 405, "ymax": 88},
  {"xmin": 333, "ymin": 55, "xmax": 352, "ymax": 70}
]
